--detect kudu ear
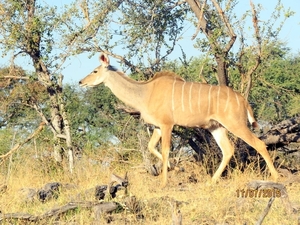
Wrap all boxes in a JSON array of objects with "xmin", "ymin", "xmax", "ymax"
[{"xmin": 99, "ymin": 53, "xmax": 110, "ymax": 67}]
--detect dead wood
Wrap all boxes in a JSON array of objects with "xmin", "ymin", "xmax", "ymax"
[
  {"xmin": 94, "ymin": 185, "xmax": 107, "ymax": 200},
  {"xmin": 1, "ymin": 173, "xmax": 191, "ymax": 224},
  {"xmin": 0, "ymin": 212, "xmax": 38, "ymax": 221},
  {"xmin": 259, "ymin": 116, "xmax": 300, "ymax": 147},
  {"xmin": 255, "ymin": 197, "xmax": 275, "ymax": 225},
  {"xmin": 94, "ymin": 202, "xmax": 119, "ymax": 220},
  {"xmin": 1, "ymin": 173, "xmax": 128, "ymax": 223},
  {"xmin": 247, "ymin": 180, "xmax": 296, "ymax": 214},
  {"xmin": 171, "ymin": 200, "xmax": 183, "ymax": 225},
  {"xmin": 0, "ymin": 122, "xmax": 45, "ymax": 162},
  {"xmin": 145, "ymin": 157, "xmax": 185, "ymax": 177},
  {"xmin": 95, "ymin": 173, "xmax": 128, "ymax": 200},
  {"xmin": 18, "ymin": 173, "xmax": 127, "ymax": 204},
  {"xmin": 111, "ymin": 173, "xmax": 128, "ymax": 188},
  {"xmin": 278, "ymin": 168, "xmax": 300, "ymax": 184},
  {"xmin": 172, "ymin": 209, "xmax": 182, "ymax": 225},
  {"xmin": 0, "ymin": 201, "xmax": 113, "ymax": 222},
  {"xmin": 95, "ymin": 184, "xmax": 120, "ymax": 200},
  {"xmin": 146, "ymin": 161, "xmax": 163, "ymax": 176},
  {"xmin": 20, "ymin": 188, "xmax": 37, "ymax": 203},
  {"xmin": 20, "ymin": 182, "xmax": 74, "ymax": 203},
  {"xmin": 115, "ymin": 103, "xmax": 140, "ymax": 117},
  {"xmin": 38, "ymin": 182, "xmax": 61, "ymax": 202}
]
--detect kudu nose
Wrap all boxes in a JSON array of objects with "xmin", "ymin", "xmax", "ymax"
[{"xmin": 79, "ymin": 80, "xmax": 82, "ymax": 85}]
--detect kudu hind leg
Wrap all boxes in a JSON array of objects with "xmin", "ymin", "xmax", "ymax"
[
  {"xmin": 227, "ymin": 124, "xmax": 279, "ymax": 180},
  {"xmin": 160, "ymin": 125, "xmax": 173, "ymax": 188},
  {"xmin": 209, "ymin": 127, "xmax": 235, "ymax": 183}
]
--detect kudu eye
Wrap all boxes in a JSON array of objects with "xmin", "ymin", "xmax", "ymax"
[{"xmin": 93, "ymin": 70, "xmax": 97, "ymax": 73}]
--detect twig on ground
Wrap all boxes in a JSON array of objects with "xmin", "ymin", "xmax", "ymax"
[{"xmin": 255, "ymin": 197, "xmax": 275, "ymax": 225}]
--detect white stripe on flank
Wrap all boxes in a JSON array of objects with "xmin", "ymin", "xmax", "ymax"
[
  {"xmin": 235, "ymin": 92, "xmax": 240, "ymax": 109},
  {"xmin": 171, "ymin": 78, "xmax": 176, "ymax": 111},
  {"xmin": 224, "ymin": 87, "xmax": 229, "ymax": 112},
  {"xmin": 189, "ymin": 83, "xmax": 193, "ymax": 113},
  {"xmin": 217, "ymin": 86, "xmax": 220, "ymax": 114},
  {"xmin": 181, "ymin": 81, "xmax": 186, "ymax": 111},
  {"xmin": 207, "ymin": 85, "xmax": 212, "ymax": 114},
  {"xmin": 198, "ymin": 84, "xmax": 202, "ymax": 112}
]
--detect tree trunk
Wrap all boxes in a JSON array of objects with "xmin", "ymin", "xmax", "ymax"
[
  {"xmin": 22, "ymin": 0, "xmax": 74, "ymax": 171},
  {"xmin": 215, "ymin": 55, "xmax": 229, "ymax": 86},
  {"xmin": 185, "ymin": 0, "xmax": 236, "ymax": 87},
  {"xmin": 31, "ymin": 58, "xmax": 74, "ymax": 171},
  {"xmin": 58, "ymin": 75, "xmax": 74, "ymax": 173}
]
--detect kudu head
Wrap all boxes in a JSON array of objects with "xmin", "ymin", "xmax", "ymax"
[{"xmin": 79, "ymin": 53, "xmax": 112, "ymax": 87}]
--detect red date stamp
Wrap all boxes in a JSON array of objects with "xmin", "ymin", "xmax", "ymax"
[{"xmin": 236, "ymin": 188, "xmax": 281, "ymax": 198}]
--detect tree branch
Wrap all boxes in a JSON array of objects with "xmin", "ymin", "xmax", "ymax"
[
  {"xmin": 79, "ymin": 46, "xmax": 145, "ymax": 76},
  {"xmin": 2, "ymin": 76, "xmax": 29, "ymax": 80},
  {"xmin": 0, "ymin": 122, "xmax": 45, "ymax": 161},
  {"xmin": 80, "ymin": 0, "xmax": 90, "ymax": 27},
  {"xmin": 211, "ymin": 0, "xmax": 236, "ymax": 53},
  {"xmin": 32, "ymin": 103, "xmax": 57, "ymax": 135},
  {"xmin": 243, "ymin": 0, "xmax": 262, "ymax": 99},
  {"xmin": 191, "ymin": 0, "xmax": 207, "ymax": 40}
]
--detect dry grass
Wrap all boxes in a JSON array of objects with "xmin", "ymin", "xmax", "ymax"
[{"xmin": 0, "ymin": 145, "xmax": 299, "ymax": 225}]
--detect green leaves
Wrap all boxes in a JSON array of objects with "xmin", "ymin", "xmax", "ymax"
[
  {"xmin": 246, "ymin": 46, "xmax": 300, "ymax": 122},
  {"xmin": 64, "ymin": 83, "xmax": 141, "ymax": 149}
]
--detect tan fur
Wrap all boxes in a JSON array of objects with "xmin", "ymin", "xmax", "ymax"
[
  {"xmin": 79, "ymin": 53, "xmax": 279, "ymax": 188},
  {"xmin": 151, "ymin": 71, "xmax": 185, "ymax": 81}
]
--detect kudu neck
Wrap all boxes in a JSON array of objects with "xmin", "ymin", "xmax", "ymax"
[{"xmin": 104, "ymin": 70, "xmax": 146, "ymax": 110}]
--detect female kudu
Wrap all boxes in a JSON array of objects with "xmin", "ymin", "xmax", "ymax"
[{"xmin": 79, "ymin": 53, "xmax": 279, "ymax": 188}]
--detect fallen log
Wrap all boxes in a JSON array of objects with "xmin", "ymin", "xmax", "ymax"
[
  {"xmin": 38, "ymin": 182, "xmax": 61, "ymax": 202},
  {"xmin": 247, "ymin": 180, "xmax": 296, "ymax": 214},
  {"xmin": 0, "ymin": 201, "xmax": 115, "ymax": 222},
  {"xmin": 259, "ymin": 116, "xmax": 300, "ymax": 147},
  {"xmin": 94, "ymin": 202, "xmax": 119, "ymax": 220},
  {"xmin": 95, "ymin": 173, "xmax": 129, "ymax": 200},
  {"xmin": 1, "ymin": 173, "xmax": 129, "ymax": 223},
  {"xmin": 20, "ymin": 182, "xmax": 76, "ymax": 203}
]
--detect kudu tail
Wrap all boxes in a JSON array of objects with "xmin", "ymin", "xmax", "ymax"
[{"xmin": 246, "ymin": 101, "xmax": 259, "ymax": 129}]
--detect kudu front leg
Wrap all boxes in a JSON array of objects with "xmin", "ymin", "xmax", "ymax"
[
  {"xmin": 148, "ymin": 128, "xmax": 163, "ymax": 161},
  {"xmin": 148, "ymin": 128, "xmax": 171, "ymax": 168}
]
